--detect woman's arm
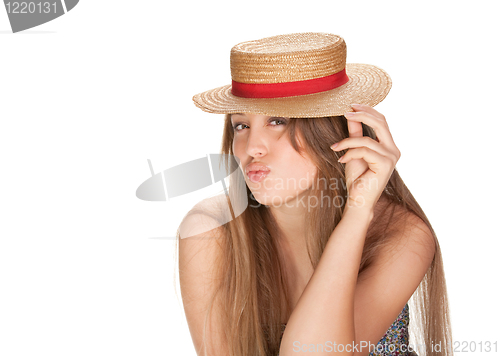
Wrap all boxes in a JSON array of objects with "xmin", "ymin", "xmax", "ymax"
[
  {"xmin": 279, "ymin": 205, "xmax": 435, "ymax": 356},
  {"xmin": 279, "ymin": 104, "xmax": 435, "ymax": 356},
  {"xmin": 179, "ymin": 211, "xmax": 230, "ymax": 356},
  {"xmin": 278, "ymin": 206, "xmax": 372, "ymax": 356}
]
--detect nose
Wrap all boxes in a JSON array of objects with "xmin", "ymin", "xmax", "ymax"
[{"xmin": 246, "ymin": 128, "xmax": 268, "ymax": 158}]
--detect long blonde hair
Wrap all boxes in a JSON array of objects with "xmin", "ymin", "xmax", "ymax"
[{"xmin": 175, "ymin": 114, "xmax": 453, "ymax": 356}]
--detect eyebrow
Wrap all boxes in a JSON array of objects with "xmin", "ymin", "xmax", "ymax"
[
  {"xmin": 230, "ymin": 113, "xmax": 245, "ymax": 124},
  {"xmin": 230, "ymin": 114, "xmax": 292, "ymax": 125}
]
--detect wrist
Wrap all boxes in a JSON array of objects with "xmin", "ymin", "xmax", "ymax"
[{"xmin": 342, "ymin": 204, "xmax": 374, "ymax": 223}]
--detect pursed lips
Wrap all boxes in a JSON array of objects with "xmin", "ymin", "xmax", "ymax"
[
  {"xmin": 245, "ymin": 163, "xmax": 271, "ymax": 175},
  {"xmin": 245, "ymin": 163, "xmax": 271, "ymax": 183}
]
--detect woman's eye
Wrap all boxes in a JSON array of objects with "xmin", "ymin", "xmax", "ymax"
[
  {"xmin": 270, "ymin": 118, "xmax": 287, "ymax": 126},
  {"xmin": 233, "ymin": 123, "xmax": 248, "ymax": 131},
  {"xmin": 232, "ymin": 118, "xmax": 287, "ymax": 132}
]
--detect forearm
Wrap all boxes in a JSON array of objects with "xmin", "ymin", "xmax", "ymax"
[{"xmin": 278, "ymin": 206, "xmax": 373, "ymax": 356}]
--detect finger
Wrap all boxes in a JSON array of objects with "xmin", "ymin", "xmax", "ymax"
[
  {"xmin": 351, "ymin": 103, "xmax": 385, "ymax": 120},
  {"xmin": 349, "ymin": 104, "xmax": 396, "ymax": 145},
  {"xmin": 345, "ymin": 118, "xmax": 368, "ymax": 180},
  {"xmin": 338, "ymin": 146, "xmax": 395, "ymax": 171},
  {"xmin": 331, "ymin": 137, "xmax": 399, "ymax": 165},
  {"xmin": 344, "ymin": 111, "xmax": 398, "ymax": 152},
  {"xmin": 347, "ymin": 119, "xmax": 363, "ymax": 138}
]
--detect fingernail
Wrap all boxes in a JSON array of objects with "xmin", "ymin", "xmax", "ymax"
[
  {"xmin": 344, "ymin": 112, "xmax": 355, "ymax": 117},
  {"xmin": 338, "ymin": 155, "xmax": 344, "ymax": 162},
  {"xmin": 351, "ymin": 103, "xmax": 362, "ymax": 107},
  {"xmin": 330, "ymin": 143, "xmax": 339, "ymax": 149}
]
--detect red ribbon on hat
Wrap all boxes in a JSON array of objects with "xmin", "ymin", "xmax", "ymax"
[{"xmin": 231, "ymin": 68, "xmax": 349, "ymax": 99}]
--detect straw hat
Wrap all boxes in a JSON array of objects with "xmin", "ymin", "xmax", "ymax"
[{"xmin": 192, "ymin": 32, "xmax": 391, "ymax": 118}]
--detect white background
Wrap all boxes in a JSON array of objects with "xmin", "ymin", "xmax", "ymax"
[{"xmin": 1, "ymin": 0, "xmax": 499, "ymax": 355}]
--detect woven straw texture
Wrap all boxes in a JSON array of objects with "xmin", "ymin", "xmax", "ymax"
[
  {"xmin": 192, "ymin": 33, "xmax": 392, "ymax": 118},
  {"xmin": 230, "ymin": 33, "xmax": 346, "ymax": 84}
]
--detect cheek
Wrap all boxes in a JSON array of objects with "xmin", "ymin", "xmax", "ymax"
[
  {"xmin": 279, "ymin": 152, "xmax": 316, "ymax": 189},
  {"xmin": 232, "ymin": 140, "xmax": 246, "ymax": 169},
  {"xmin": 232, "ymin": 139, "xmax": 243, "ymax": 156},
  {"xmin": 289, "ymin": 166, "xmax": 316, "ymax": 188},
  {"xmin": 293, "ymin": 152, "xmax": 318, "ymax": 184}
]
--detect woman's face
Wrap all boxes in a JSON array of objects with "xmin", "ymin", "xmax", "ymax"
[{"xmin": 231, "ymin": 113, "xmax": 318, "ymax": 208}]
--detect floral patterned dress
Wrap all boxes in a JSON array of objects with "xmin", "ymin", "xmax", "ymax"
[{"xmin": 276, "ymin": 303, "xmax": 418, "ymax": 356}]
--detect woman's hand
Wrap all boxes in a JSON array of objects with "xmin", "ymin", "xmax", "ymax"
[{"xmin": 331, "ymin": 104, "xmax": 401, "ymax": 215}]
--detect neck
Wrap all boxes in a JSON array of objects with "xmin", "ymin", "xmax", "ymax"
[{"xmin": 268, "ymin": 194, "xmax": 310, "ymax": 249}]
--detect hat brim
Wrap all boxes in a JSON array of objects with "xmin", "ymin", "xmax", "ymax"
[{"xmin": 192, "ymin": 63, "xmax": 391, "ymax": 118}]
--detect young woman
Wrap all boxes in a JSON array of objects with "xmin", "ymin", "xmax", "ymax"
[{"xmin": 177, "ymin": 33, "xmax": 452, "ymax": 356}]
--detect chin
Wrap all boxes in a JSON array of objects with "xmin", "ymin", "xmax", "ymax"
[
  {"xmin": 247, "ymin": 190, "xmax": 271, "ymax": 207},
  {"xmin": 248, "ymin": 190, "xmax": 300, "ymax": 209}
]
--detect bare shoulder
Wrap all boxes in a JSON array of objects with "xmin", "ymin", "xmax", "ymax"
[
  {"xmin": 178, "ymin": 194, "xmax": 230, "ymax": 240},
  {"xmin": 401, "ymin": 211, "xmax": 436, "ymax": 264},
  {"xmin": 379, "ymin": 198, "xmax": 435, "ymax": 265},
  {"xmin": 178, "ymin": 193, "xmax": 228, "ymax": 267}
]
